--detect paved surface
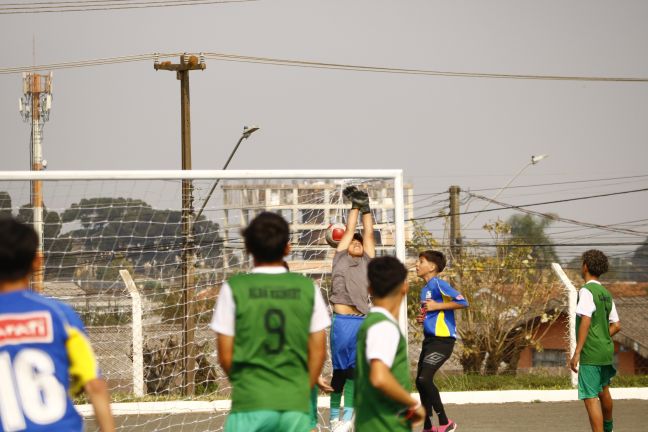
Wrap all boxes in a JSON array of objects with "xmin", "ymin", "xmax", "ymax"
[{"xmin": 85, "ymin": 399, "xmax": 648, "ymax": 431}]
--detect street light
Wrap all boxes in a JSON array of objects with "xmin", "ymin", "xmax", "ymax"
[
  {"xmin": 464, "ymin": 154, "xmax": 548, "ymax": 229},
  {"xmin": 195, "ymin": 126, "xmax": 260, "ymax": 221}
]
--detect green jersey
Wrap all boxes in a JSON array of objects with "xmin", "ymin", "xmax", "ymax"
[
  {"xmin": 355, "ymin": 310, "xmax": 411, "ymax": 432},
  {"xmin": 228, "ymin": 271, "xmax": 315, "ymax": 413},
  {"xmin": 576, "ymin": 281, "xmax": 615, "ymax": 366}
]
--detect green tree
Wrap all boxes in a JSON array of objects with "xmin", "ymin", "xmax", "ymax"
[
  {"xmin": 451, "ymin": 220, "xmax": 562, "ymax": 374},
  {"xmin": 407, "ymin": 220, "xmax": 562, "ymax": 374},
  {"xmin": 507, "ymin": 214, "xmax": 558, "ymax": 265},
  {"xmin": 60, "ymin": 197, "xmax": 222, "ymax": 278}
]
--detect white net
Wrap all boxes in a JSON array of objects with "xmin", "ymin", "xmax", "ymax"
[{"xmin": 0, "ymin": 170, "xmax": 411, "ymax": 432}]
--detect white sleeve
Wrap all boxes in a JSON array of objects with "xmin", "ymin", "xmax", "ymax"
[
  {"xmin": 365, "ymin": 321, "xmax": 400, "ymax": 368},
  {"xmin": 575, "ymin": 288, "xmax": 596, "ymax": 317},
  {"xmin": 310, "ymin": 285, "xmax": 331, "ymax": 333},
  {"xmin": 609, "ymin": 301, "xmax": 620, "ymax": 323},
  {"xmin": 209, "ymin": 282, "xmax": 236, "ymax": 336}
]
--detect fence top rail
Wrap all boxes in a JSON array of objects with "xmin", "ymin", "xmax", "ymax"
[{"xmin": 0, "ymin": 169, "xmax": 403, "ymax": 181}]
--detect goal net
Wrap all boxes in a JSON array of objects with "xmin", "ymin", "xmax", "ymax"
[{"xmin": 0, "ymin": 169, "xmax": 409, "ymax": 431}]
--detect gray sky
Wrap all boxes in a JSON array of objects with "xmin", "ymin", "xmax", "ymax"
[{"xmin": 1, "ymin": 0, "xmax": 647, "ymax": 262}]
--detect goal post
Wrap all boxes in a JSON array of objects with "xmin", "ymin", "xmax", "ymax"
[
  {"xmin": 551, "ymin": 262, "xmax": 578, "ymax": 387},
  {"xmin": 0, "ymin": 169, "xmax": 410, "ymax": 428}
]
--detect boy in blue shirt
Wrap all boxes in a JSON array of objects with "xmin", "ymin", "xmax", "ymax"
[
  {"xmin": 0, "ymin": 217, "xmax": 114, "ymax": 432},
  {"xmin": 415, "ymin": 250, "xmax": 468, "ymax": 432}
]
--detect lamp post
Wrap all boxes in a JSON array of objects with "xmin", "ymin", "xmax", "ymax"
[
  {"xmin": 195, "ymin": 126, "xmax": 260, "ymax": 221},
  {"xmin": 464, "ymin": 154, "xmax": 548, "ymax": 230}
]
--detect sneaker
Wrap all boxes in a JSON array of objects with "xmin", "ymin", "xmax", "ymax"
[{"xmin": 436, "ymin": 420, "xmax": 457, "ymax": 432}]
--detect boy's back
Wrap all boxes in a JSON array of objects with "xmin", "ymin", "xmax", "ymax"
[
  {"xmin": 227, "ymin": 271, "xmax": 316, "ymax": 412},
  {"xmin": 355, "ymin": 309, "xmax": 411, "ymax": 432},
  {"xmin": 0, "ymin": 290, "xmax": 98, "ymax": 432},
  {"xmin": 577, "ymin": 281, "xmax": 616, "ymax": 366}
]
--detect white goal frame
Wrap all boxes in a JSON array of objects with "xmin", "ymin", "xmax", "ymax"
[{"xmin": 0, "ymin": 169, "xmax": 409, "ymax": 335}]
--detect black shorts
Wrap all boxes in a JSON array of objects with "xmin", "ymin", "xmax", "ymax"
[{"xmin": 418, "ymin": 335, "xmax": 455, "ymax": 371}]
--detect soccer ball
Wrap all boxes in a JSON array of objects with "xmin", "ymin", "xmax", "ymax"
[{"xmin": 325, "ymin": 223, "xmax": 346, "ymax": 248}]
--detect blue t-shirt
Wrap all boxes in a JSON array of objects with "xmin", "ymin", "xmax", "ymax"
[
  {"xmin": 420, "ymin": 277, "xmax": 468, "ymax": 338},
  {"xmin": 0, "ymin": 290, "xmax": 99, "ymax": 432}
]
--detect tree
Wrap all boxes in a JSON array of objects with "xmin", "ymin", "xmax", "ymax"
[
  {"xmin": 507, "ymin": 214, "xmax": 558, "ymax": 265},
  {"xmin": 451, "ymin": 220, "xmax": 562, "ymax": 374},
  {"xmin": 60, "ymin": 197, "xmax": 222, "ymax": 278},
  {"xmin": 407, "ymin": 220, "xmax": 562, "ymax": 374}
]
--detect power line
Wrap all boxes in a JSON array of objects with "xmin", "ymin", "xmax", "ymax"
[
  {"xmin": 2, "ymin": 51, "xmax": 648, "ymax": 82},
  {"xmin": 0, "ymin": 0, "xmax": 256, "ymax": 14},
  {"xmin": 410, "ymin": 173, "xmax": 648, "ymax": 198},
  {"xmin": 202, "ymin": 53, "xmax": 648, "ymax": 83}
]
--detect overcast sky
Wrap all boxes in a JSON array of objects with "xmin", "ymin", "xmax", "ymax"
[{"xmin": 1, "ymin": 0, "xmax": 647, "ymax": 261}]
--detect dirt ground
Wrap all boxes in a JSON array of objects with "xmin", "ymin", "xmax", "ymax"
[{"xmin": 85, "ymin": 399, "xmax": 647, "ymax": 431}]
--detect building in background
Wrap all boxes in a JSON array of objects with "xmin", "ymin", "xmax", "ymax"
[{"xmin": 220, "ymin": 180, "xmax": 414, "ymax": 277}]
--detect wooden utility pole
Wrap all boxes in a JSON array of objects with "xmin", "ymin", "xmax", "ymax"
[
  {"xmin": 449, "ymin": 185, "xmax": 462, "ymax": 260},
  {"xmin": 155, "ymin": 53, "xmax": 205, "ymax": 396}
]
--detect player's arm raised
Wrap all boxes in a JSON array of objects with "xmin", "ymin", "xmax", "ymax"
[
  {"xmin": 337, "ymin": 186, "xmax": 364, "ymax": 252},
  {"xmin": 361, "ymin": 203, "xmax": 376, "ymax": 259}
]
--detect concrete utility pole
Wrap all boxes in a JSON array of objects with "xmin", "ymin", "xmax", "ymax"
[
  {"xmin": 449, "ymin": 185, "xmax": 462, "ymax": 260},
  {"xmin": 20, "ymin": 72, "xmax": 52, "ymax": 293},
  {"xmin": 155, "ymin": 53, "xmax": 205, "ymax": 396}
]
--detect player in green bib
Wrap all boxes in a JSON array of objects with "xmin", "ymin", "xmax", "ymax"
[
  {"xmin": 570, "ymin": 250, "xmax": 621, "ymax": 432},
  {"xmin": 355, "ymin": 256, "xmax": 425, "ymax": 432},
  {"xmin": 210, "ymin": 212, "xmax": 331, "ymax": 432}
]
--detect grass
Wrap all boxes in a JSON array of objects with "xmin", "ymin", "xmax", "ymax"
[{"xmin": 434, "ymin": 373, "xmax": 648, "ymax": 392}]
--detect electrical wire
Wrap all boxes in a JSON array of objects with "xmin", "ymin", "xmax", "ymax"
[
  {"xmin": 0, "ymin": 0, "xmax": 256, "ymax": 14},
  {"xmin": 2, "ymin": 51, "xmax": 648, "ymax": 82}
]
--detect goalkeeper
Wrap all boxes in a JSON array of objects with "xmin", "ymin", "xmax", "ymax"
[{"xmin": 328, "ymin": 186, "xmax": 376, "ymax": 429}]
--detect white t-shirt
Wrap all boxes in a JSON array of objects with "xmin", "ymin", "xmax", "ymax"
[
  {"xmin": 365, "ymin": 306, "xmax": 402, "ymax": 368},
  {"xmin": 575, "ymin": 280, "xmax": 619, "ymax": 323},
  {"xmin": 210, "ymin": 266, "xmax": 331, "ymax": 336}
]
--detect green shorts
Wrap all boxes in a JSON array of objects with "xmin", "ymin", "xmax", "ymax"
[
  {"xmin": 578, "ymin": 364, "xmax": 616, "ymax": 400},
  {"xmin": 225, "ymin": 410, "xmax": 311, "ymax": 432}
]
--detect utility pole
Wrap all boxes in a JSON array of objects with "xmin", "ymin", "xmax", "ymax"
[
  {"xmin": 449, "ymin": 185, "xmax": 462, "ymax": 261},
  {"xmin": 155, "ymin": 53, "xmax": 205, "ymax": 396},
  {"xmin": 20, "ymin": 72, "xmax": 52, "ymax": 293}
]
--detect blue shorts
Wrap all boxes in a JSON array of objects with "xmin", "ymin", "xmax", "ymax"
[{"xmin": 331, "ymin": 314, "xmax": 364, "ymax": 370}]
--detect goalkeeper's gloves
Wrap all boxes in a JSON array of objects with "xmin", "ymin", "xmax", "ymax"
[{"xmin": 351, "ymin": 190, "xmax": 371, "ymax": 215}]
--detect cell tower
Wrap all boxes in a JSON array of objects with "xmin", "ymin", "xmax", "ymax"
[{"xmin": 19, "ymin": 72, "xmax": 52, "ymax": 292}]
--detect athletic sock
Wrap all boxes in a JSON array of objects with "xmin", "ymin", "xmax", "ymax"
[
  {"xmin": 330, "ymin": 392, "xmax": 342, "ymax": 421},
  {"xmin": 437, "ymin": 410, "xmax": 449, "ymax": 426},
  {"xmin": 342, "ymin": 380, "xmax": 355, "ymax": 421},
  {"xmin": 604, "ymin": 419, "xmax": 613, "ymax": 432}
]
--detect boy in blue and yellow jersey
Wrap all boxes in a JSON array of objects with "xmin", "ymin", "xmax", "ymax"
[
  {"xmin": 415, "ymin": 251, "xmax": 468, "ymax": 432},
  {"xmin": 0, "ymin": 217, "xmax": 114, "ymax": 432}
]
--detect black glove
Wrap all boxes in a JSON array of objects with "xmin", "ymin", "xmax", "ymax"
[
  {"xmin": 343, "ymin": 186, "xmax": 358, "ymax": 202},
  {"xmin": 351, "ymin": 190, "xmax": 371, "ymax": 215}
]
